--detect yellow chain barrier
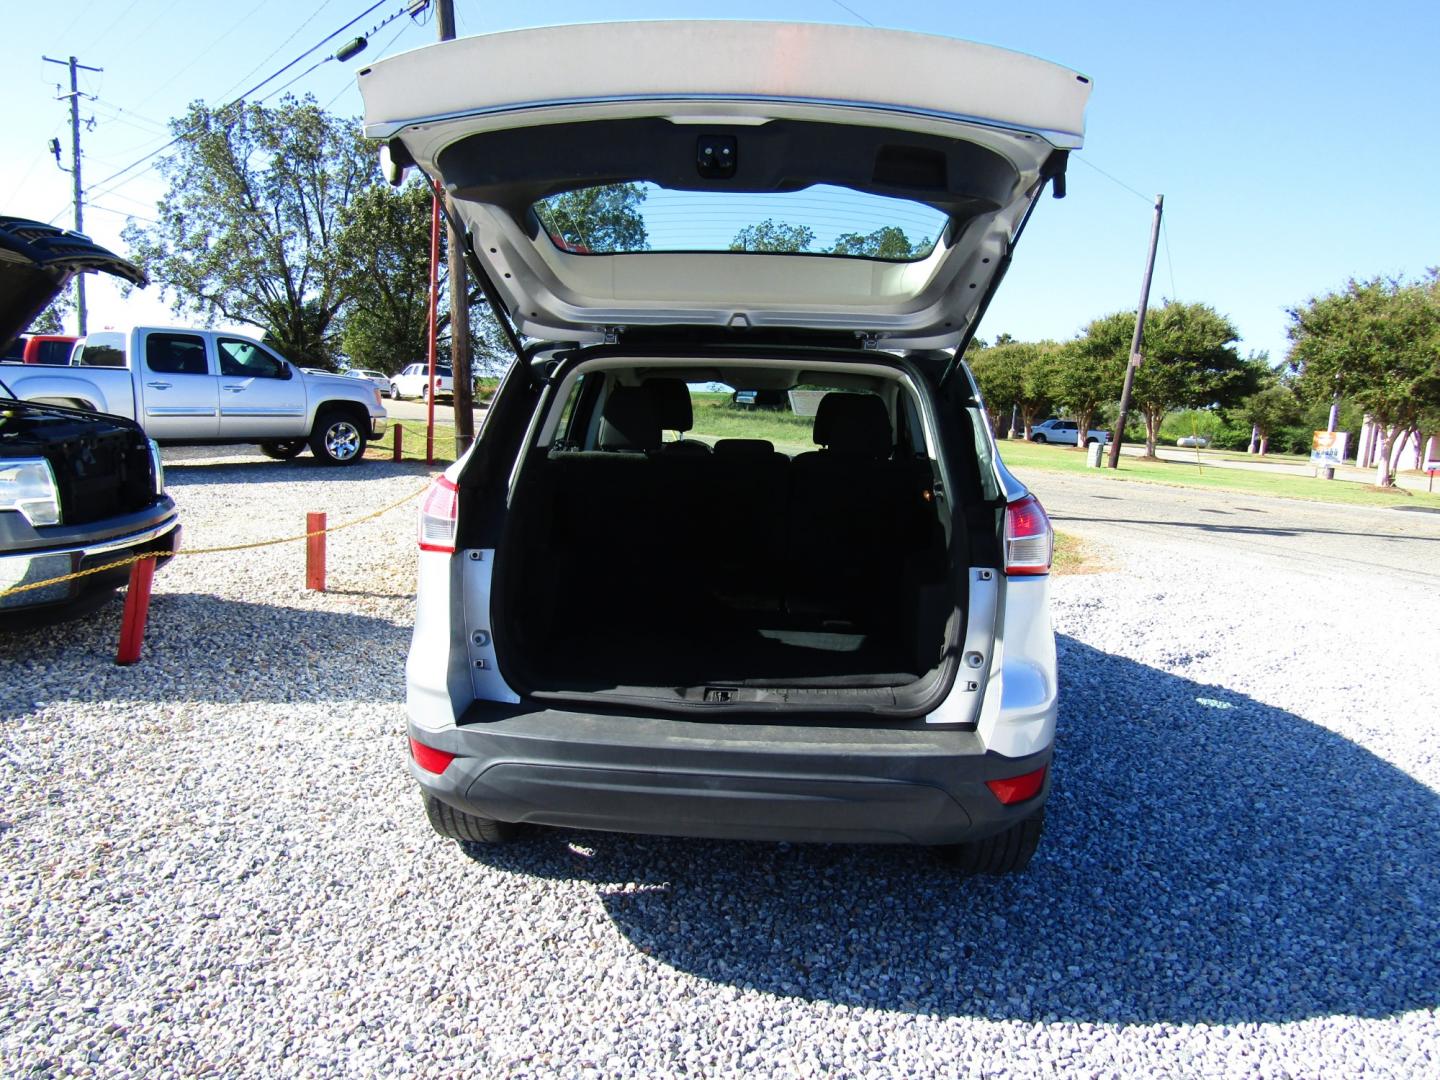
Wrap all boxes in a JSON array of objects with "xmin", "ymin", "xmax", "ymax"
[{"xmin": 0, "ymin": 482, "xmax": 432, "ymax": 602}]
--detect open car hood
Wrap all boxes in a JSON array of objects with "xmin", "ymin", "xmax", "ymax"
[
  {"xmin": 0, "ymin": 216, "xmax": 147, "ymax": 352},
  {"xmin": 359, "ymin": 21, "xmax": 1089, "ymax": 351}
]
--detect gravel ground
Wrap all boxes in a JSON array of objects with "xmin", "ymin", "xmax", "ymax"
[{"xmin": 2, "ymin": 446, "xmax": 1437, "ymax": 1077}]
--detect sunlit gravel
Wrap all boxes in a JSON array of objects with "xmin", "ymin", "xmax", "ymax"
[{"xmin": 2, "ymin": 446, "xmax": 1436, "ymax": 1077}]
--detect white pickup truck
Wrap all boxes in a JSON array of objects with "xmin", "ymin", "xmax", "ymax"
[{"xmin": 3, "ymin": 326, "xmax": 387, "ymax": 464}]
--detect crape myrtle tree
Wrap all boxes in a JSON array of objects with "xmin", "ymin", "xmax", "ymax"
[
  {"xmin": 968, "ymin": 340, "xmax": 1059, "ymax": 439},
  {"xmin": 1044, "ymin": 331, "xmax": 1126, "ymax": 451},
  {"xmin": 1287, "ymin": 271, "xmax": 1440, "ymax": 486},
  {"xmin": 1073, "ymin": 302, "xmax": 1251, "ymax": 457},
  {"xmin": 1237, "ymin": 378, "xmax": 1304, "ymax": 456},
  {"xmin": 123, "ymin": 96, "xmax": 375, "ymax": 367},
  {"xmin": 729, "ymin": 219, "xmax": 816, "ymax": 253}
]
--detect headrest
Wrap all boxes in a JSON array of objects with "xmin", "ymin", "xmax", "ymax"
[
  {"xmin": 598, "ymin": 386, "xmax": 661, "ymax": 451},
  {"xmin": 646, "ymin": 378, "xmax": 693, "ymax": 432},
  {"xmin": 811, "ymin": 393, "xmax": 892, "ymax": 457},
  {"xmin": 713, "ymin": 438, "xmax": 776, "ymax": 457}
]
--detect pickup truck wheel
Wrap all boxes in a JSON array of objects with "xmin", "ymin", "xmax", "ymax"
[
  {"xmin": 310, "ymin": 410, "xmax": 367, "ymax": 465},
  {"xmin": 935, "ymin": 811, "xmax": 1044, "ymax": 876},
  {"xmin": 390, "ymin": 383, "xmax": 404, "ymax": 400},
  {"xmin": 420, "ymin": 384, "xmax": 429, "ymax": 402},
  {"xmin": 1085, "ymin": 437, "xmax": 1099, "ymax": 447},
  {"xmin": 421, "ymin": 790, "xmax": 516, "ymax": 843},
  {"xmin": 259, "ymin": 439, "xmax": 306, "ymax": 460},
  {"xmin": 1032, "ymin": 434, "xmax": 1048, "ymax": 444}
]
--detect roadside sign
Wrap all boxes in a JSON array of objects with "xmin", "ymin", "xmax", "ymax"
[{"xmin": 1310, "ymin": 430, "xmax": 1348, "ymax": 469}]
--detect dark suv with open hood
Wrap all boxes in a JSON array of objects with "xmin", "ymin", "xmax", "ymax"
[
  {"xmin": 362, "ymin": 22, "xmax": 1083, "ymax": 871},
  {"xmin": 1, "ymin": 217, "xmax": 179, "ymax": 617}
]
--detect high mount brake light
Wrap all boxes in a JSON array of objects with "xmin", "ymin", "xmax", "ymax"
[
  {"xmin": 418, "ymin": 475, "xmax": 458, "ymax": 553},
  {"xmin": 1004, "ymin": 493, "xmax": 1053, "ymax": 576}
]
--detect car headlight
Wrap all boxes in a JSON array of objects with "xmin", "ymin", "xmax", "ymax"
[
  {"xmin": 147, "ymin": 439, "xmax": 165, "ymax": 496},
  {"xmin": 0, "ymin": 458, "xmax": 62, "ymax": 526}
]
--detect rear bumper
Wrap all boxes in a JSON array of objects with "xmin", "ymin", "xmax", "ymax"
[
  {"xmin": 410, "ymin": 704, "xmax": 1051, "ymax": 846},
  {"xmin": 0, "ymin": 508, "xmax": 181, "ymax": 611},
  {"xmin": 369, "ymin": 415, "xmax": 388, "ymax": 439}
]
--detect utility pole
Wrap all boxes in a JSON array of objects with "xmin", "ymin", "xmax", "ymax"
[
  {"xmin": 43, "ymin": 54, "xmax": 102, "ymax": 334},
  {"xmin": 435, "ymin": 0, "xmax": 476, "ymax": 455},
  {"xmin": 1106, "ymin": 194, "xmax": 1163, "ymax": 469}
]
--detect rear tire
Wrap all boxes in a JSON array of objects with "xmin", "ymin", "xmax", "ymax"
[
  {"xmin": 935, "ymin": 811, "xmax": 1044, "ymax": 876},
  {"xmin": 259, "ymin": 439, "xmax": 306, "ymax": 460},
  {"xmin": 309, "ymin": 409, "xmax": 367, "ymax": 465},
  {"xmin": 1085, "ymin": 437, "xmax": 1098, "ymax": 447},
  {"xmin": 1033, "ymin": 434, "xmax": 1047, "ymax": 444},
  {"xmin": 421, "ymin": 790, "xmax": 516, "ymax": 844},
  {"xmin": 390, "ymin": 383, "xmax": 404, "ymax": 400}
]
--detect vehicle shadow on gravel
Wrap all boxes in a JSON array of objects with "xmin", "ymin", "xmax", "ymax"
[
  {"xmin": 161, "ymin": 459, "xmax": 435, "ymax": 486},
  {"xmin": 462, "ymin": 635, "xmax": 1440, "ymax": 1025}
]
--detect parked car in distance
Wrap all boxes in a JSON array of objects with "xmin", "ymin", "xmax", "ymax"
[
  {"xmin": 1, "ymin": 216, "xmax": 181, "ymax": 620},
  {"xmin": 1175, "ymin": 434, "xmax": 1210, "ymax": 448},
  {"xmin": 5, "ymin": 326, "xmax": 386, "ymax": 465},
  {"xmin": 390, "ymin": 363, "xmax": 454, "ymax": 401},
  {"xmin": 346, "ymin": 368, "xmax": 391, "ymax": 396},
  {"xmin": 366, "ymin": 20, "xmax": 1085, "ymax": 873},
  {"xmin": 1031, "ymin": 418, "xmax": 1110, "ymax": 446}
]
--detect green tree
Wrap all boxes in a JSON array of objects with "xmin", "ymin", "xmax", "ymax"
[
  {"xmin": 729, "ymin": 219, "xmax": 815, "ymax": 253},
  {"xmin": 829, "ymin": 226, "xmax": 930, "ymax": 259},
  {"xmin": 335, "ymin": 180, "xmax": 434, "ymax": 374},
  {"xmin": 27, "ymin": 289, "xmax": 74, "ymax": 335},
  {"xmin": 122, "ymin": 96, "xmax": 375, "ymax": 366},
  {"xmin": 1073, "ymin": 302, "xmax": 1250, "ymax": 457},
  {"xmin": 1287, "ymin": 272, "xmax": 1440, "ymax": 485},
  {"xmin": 1044, "ymin": 331, "xmax": 1127, "ymax": 451},
  {"xmin": 537, "ymin": 183, "xmax": 649, "ymax": 252},
  {"xmin": 968, "ymin": 340, "xmax": 1057, "ymax": 439},
  {"xmin": 1238, "ymin": 382, "xmax": 1303, "ymax": 456}
]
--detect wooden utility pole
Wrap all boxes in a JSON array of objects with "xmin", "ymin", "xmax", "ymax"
[
  {"xmin": 435, "ymin": 0, "xmax": 476, "ymax": 455},
  {"xmin": 1106, "ymin": 194, "xmax": 1163, "ymax": 469},
  {"xmin": 43, "ymin": 54, "xmax": 102, "ymax": 334}
]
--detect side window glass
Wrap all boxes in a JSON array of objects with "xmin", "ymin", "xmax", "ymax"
[
  {"xmin": 75, "ymin": 344, "xmax": 125, "ymax": 367},
  {"xmin": 549, "ymin": 374, "xmax": 588, "ymax": 449},
  {"xmin": 145, "ymin": 333, "xmax": 209, "ymax": 376},
  {"xmin": 218, "ymin": 338, "xmax": 287, "ymax": 379}
]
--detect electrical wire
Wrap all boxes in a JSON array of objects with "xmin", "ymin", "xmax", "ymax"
[
  {"xmin": 82, "ymin": 0, "xmax": 400, "ymax": 202},
  {"xmin": 829, "ymin": 0, "xmax": 876, "ymax": 27},
  {"xmin": 1073, "ymin": 155, "xmax": 1154, "ymax": 205}
]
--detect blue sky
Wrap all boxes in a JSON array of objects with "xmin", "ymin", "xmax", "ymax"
[{"xmin": 4, "ymin": 0, "xmax": 1438, "ymax": 364}]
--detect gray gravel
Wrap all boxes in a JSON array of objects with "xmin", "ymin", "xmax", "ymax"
[{"xmin": 3, "ymin": 445, "xmax": 1438, "ymax": 1077}]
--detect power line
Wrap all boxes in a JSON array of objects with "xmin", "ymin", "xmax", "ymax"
[
  {"xmin": 82, "ymin": 0, "xmax": 400, "ymax": 201},
  {"xmin": 1073, "ymin": 155, "xmax": 1153, "ymax": 205},
  {"xmin": 1161, "ymin": 215, "xmax": 1178, "ymax": 300},
  {"xmin": 829, "ymin": 0, "xmax": 876, "ymax": 27}
]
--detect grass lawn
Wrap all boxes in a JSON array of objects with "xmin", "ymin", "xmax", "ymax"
[
  {"xmin": 367, "ymin": 419, "xmax": 463, "ymax": 464},
  {"xmin": 1052, "ymin": 530, "xmax": 1108, "ymax": 575},
  {"xmin": 998, "ymin": 439, "xmax": 1440, "ymax": 510},
  {"xmin": 687, "ymin": 397, "xmax": 817, "ymax": 454}
]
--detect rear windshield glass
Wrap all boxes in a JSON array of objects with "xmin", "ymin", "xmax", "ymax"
[{"xmin": 533, "ymin": 182, "xmax": 946, "ymax": 262}]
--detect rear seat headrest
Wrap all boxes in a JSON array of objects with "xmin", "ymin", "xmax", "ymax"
[
  {"xmin": 598, "ymin": 386, "xmax": 662, "ymax": 451},
  {"xmin": 713, "ymin": 438, "xmax": 776, "ymax": 457},
  {"xmin": 645, "ymin": 378, "xmax": 694, "ymax": 433},
  {"xmin": 811, "ymin": 393, "xmax": 892, "ymax": 457}
]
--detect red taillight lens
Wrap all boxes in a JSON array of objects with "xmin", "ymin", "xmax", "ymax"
[
  {"xmin": 1004, "ymin": 493, "xmax": 1053, "ymax": 576},
  {"xmin": 418, "ymin": 475, "xmax": 458, "ymax": 553},
  {"xmin": 986, "ymin": 765, "xmax": 1047, "ymax": 805},
  {"xmin": 409, "ymin": 736, "xmax": 456, "ymax": 775}
]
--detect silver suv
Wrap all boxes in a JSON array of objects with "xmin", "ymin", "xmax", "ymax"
[{"xmin": 362, "ymin": 20, "xmax": 1084, "ymax": 872}]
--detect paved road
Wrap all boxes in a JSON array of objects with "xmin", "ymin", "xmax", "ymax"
[
  {"xmin": 1019, "ymin": 467, "xmax": 1440, "ymax": 587},
  {"xmin": 384, "ymin": 396, "xmax": 487, "ymax": 425}
]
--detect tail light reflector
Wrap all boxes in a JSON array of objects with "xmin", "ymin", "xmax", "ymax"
[
  {"xmin": 986, "ymin": 765, "xmax": 1047, "ymax": 805},
  {"xmin": 418, "ymin": 475, "xmax": 458, "ymax": 552},
  {"xmin": 409, "ymin": 736, "xmax": 456, "ymax": 775},
  {"xmin": 1004, "ymin": 493, "xmax": 1053, "ymax": 576}
]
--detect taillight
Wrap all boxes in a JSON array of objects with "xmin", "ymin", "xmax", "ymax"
[
  {"xmin": 409, "ymin": 736, "xmax": 456, "ymax": 775},
  {"xmin": 418, "ymin": 475, "xmax": 458, "ymax": 553},
  {"xmin": 1004, "ymin": 493, "xmax": 1053, "ymax": 576},
  {"xmin": 986, "ymin": 765, "xmax": 1047, "ymax": 805}
]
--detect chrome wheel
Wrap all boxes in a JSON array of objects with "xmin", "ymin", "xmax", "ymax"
[{"xmin": 324, "ymin": 421, "xmax": 361, "ymax": 461}]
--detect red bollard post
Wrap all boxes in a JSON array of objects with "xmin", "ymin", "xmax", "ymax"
[
  {"xmin": 116, "ymin": 557, "xmax": 157, "ymax": 666},
  {"xmin": 306, "ymin": 512, "xmax": 326, "ymax": 591},
  {"xmin": 392, "ymin": 424, "xmax": 404, "ymax": 462}
]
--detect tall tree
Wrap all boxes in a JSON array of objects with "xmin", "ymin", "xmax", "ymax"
[
  {"xmin": 1238, "ymin": 382, "xmax": 1303, "ymax": 456},
  {"xmin": 1071, "ymin": 302, "xmax": 1251, "ymax": 456},
  {"xmin": 122, "ymin": 96, "xmax": 375, "ymax": 366},
  {"xmin": 729, "ymin": 219, "xmax": 815, "ymax": 253},
  {"xmin": 1045, "ymin": 331, "xmax": 1127, "ymax": 451},
  {"xmin": 1287, "ymin": 272, "xmax": 1440, "ymax": 485}
]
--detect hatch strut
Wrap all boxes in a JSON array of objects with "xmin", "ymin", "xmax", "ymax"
[
  {"xmin": 430, "ymin": 177, "xmax": 527, "ymax": 363},
  {"xmin": 939, "ymin": 168, "xmax": 1065, "ymax": 391}
]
